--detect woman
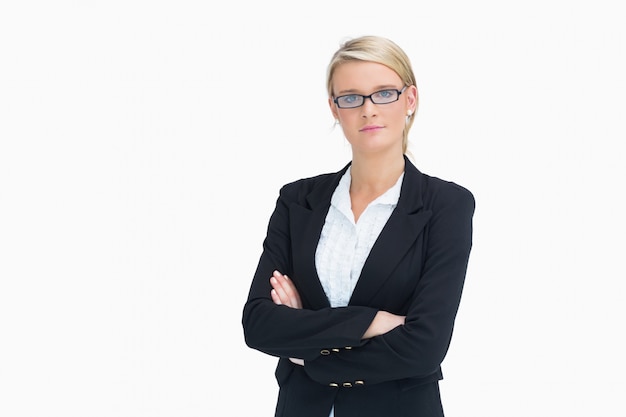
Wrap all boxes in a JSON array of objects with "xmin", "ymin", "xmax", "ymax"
[{"xmin": 242, "ymin": 35, "xmax": 475, "ymax": 417}]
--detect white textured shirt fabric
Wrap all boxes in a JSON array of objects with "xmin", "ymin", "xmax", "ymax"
[
  {"xmin": 315, "ymin": 166, "xmax": 404, "ymax": 308},
  {"xmin": 314, "ymin": 166, "xmax": 403, "ymax": 417}
]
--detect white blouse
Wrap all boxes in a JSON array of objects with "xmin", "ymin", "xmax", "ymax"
[
  {"xmin": 315, "ymin": 166, "xmax": 404, "ymax": 308},
  {"xmin": 314, "ymin": 166, "xmax": 403, "ymax": 417}
]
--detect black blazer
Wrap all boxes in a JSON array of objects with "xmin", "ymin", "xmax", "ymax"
[{"xmin": 243, "ymin": 157, "xmax": 475, "ymax": 417}]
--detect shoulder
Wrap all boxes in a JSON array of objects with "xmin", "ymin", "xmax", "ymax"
[
  {"xmin": 280, "ymin": 172, "xmax": 336, "ymax": 196},
  {"xmin": 404, "ymin": 160, "xmax": 475, "ymax": 215},
  {"xmin": 276, "ymin": 170, "xmax": 344, "ymax": 208},
  {"xmin": 424, "ymin": 176, "xmax": 475, "ymax": 221},
  {"xmin": 422, "ymin": 173, "xmax": 475, "ymax": 210},
  {"xmin": 276, "ymin": 162, "xmax": 350, "ymax": 207}
]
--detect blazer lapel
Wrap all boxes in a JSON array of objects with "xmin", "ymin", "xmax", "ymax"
[
  {"xmin": 289, "ymin": 164, "xmax": 349, "ymax": 309},
  {"xmin": 349, "ymin": 158, "xmax": 432, "ymax": 306}
]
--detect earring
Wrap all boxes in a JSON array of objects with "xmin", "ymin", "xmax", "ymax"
[
  {"xmin": 407, "ymin": 110, "xmax": 413, "ymax": 117},
  {"xmin": 335, "ymin": 118, "xmax": 340, "ymax": 125}
]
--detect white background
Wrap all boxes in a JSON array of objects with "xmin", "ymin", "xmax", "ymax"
[{"xmin": 1, "ymin": 1, "xmax": 625, "ymax": 416}]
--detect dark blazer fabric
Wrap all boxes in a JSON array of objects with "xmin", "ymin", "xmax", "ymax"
[{"xmin": 242, "ymin": 157, "xmax": 475, "ymax": 417}]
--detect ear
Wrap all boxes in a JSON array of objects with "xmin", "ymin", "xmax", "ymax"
[
  {"xmin": 406, "ymin": 85, "xmax": 418, "ymax": 113},
  {"xmin": 328, "ymin": 97, "xmax": 339, "ymax": 119}
]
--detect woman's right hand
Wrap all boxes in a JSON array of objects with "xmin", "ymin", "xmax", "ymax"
[
  {"xmin": 361, "ymin": 311, "xmax": 406, "ymax": 339},
  {"xmin": 269, "ymin": 270, "xmax": 403, "ymax": 339}
]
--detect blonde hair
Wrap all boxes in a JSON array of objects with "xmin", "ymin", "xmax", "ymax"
[{"xmin": 326, "ymin": 36, "xmax": 418, "ymax": 154}]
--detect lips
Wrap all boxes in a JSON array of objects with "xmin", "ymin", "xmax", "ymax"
[{"xmin": 359, "ymin": 125, "xmax": 383, "ymax": 132}]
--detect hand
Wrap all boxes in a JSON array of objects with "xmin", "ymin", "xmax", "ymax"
[
  {"xmin": 289, "ymin": 357, "xmax": 304, "ymax": 366},
  {"xmin": 270, "ymin": 270, "xmax": 302, "ymax": 309},
  {"xmin": 362, "ymin": 311, "xmax": 406, "ymax": 339},
  {"xmin": 270, "ymin": 271, "xmax": 304, "ymax": 366}
]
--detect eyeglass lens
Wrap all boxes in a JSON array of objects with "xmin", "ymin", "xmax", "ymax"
[{"xmin": 336, "ymin": 89, "xmax": 400, "ymax": 108}]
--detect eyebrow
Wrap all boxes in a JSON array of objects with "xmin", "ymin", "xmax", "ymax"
[{"xmin": 336, "ymin": 85, "xmax": 400, "ymax": 95}]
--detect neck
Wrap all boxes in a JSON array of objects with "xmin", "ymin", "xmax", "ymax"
[{"xmin": 349, "ymin": 152, "xmax": 405, "ymax": 194}]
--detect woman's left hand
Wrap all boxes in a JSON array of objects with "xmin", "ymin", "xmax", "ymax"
[
  {"xmin": 270, "ymin": 270, "xmax": 302, "ymax": 309},
  {"xmin": 270, "ymin": 270, "xmax": 304, "ymax": 366}
]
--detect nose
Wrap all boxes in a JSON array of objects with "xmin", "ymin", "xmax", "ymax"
[{"xmin": 360, "ymin": 97, "xmax": 378, "ymax": 118}]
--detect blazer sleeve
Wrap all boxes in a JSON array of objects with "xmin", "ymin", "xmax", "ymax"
[
  {"xmin": 242, "ymin": 182, "xmax": 379, "ymax": 360},
  {"xmin": 303, "ymin": 184, "xmax": 475, "ymax": 386}
]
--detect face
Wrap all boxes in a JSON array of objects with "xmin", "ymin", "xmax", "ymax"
[{"xmin": 329, "ymin": 61, "xmax": 417, "ymax": 156}]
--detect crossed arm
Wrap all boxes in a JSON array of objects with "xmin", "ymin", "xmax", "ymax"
[{"xmin": 269, "ymin": 270, "xmax": 406, "ymax": 365}]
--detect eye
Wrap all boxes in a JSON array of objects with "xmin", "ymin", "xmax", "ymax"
[
  {"xmin": 342, "ymin": 95, "xmax": 359, "ymax": 104},
  {"xmin": 375, "ymin": 89, "xmax": 394, "ymax": 99}
]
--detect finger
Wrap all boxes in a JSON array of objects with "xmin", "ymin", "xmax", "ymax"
[
  {"xmin": 270, "ymin": 276, "xmax": 293, "ymax": 307},
  {"xmin": 276, "ymin": 273, "xmax": 302, "ymax": 308},
  {"xmin": 289, "ymin": 357, "xmax": 304, "ymax": 366},
  {"xmin": 277, "ymin": 274, "xmax": 300, "ymax": 308},
  {"xmin": 271, "ymin": 271, "xmax": 302, "ymax": 309},
  {"xmin": 270, "ymin": 289, "xmax": 283, "ymax": 305},
  {"xmin": 280, "ymin": 274, "xmax": 303, "ymax": 308},
  {"xmin": 272, "ymin": 271, "xmax": 292, "ymax": 296}
]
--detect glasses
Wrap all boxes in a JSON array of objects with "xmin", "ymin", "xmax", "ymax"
[{"xmin": 333, "ymin": 86, "xmax": 407, "ymax": 109}]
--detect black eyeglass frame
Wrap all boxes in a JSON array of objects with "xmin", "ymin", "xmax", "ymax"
[{"xmin": 332, "ymin": 86, "xmax": 408, "ymax": 109}]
